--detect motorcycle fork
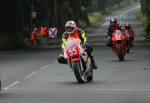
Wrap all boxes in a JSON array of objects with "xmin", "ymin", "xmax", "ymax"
[
  {"xmin": 79, "ymin": 57, "xmax": 84, "ymax": 72},
  {"xmin": 68, "ymin": 58, "xmax": 73, "ymax": 71}
]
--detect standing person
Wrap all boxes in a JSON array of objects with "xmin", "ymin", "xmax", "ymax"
[
  {"xmin": 31, "ymin": 27, "xmax": 38, "ymax": 46},
  {"xmin": 58, "ymin": 20, "xmax": 97, "ymax": 69},
  {"xmin": 40, "ymin": 25, "xmax": 47, "ymax": 47}
]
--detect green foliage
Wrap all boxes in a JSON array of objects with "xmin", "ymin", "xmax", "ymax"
[
  {"xmin": 140, "ymin": 0, "xmax": 150, "ymax": 18},
  {"xmin": 136, "ymin": 11, "xmax": 147, "ymax": 27},
  {"xmin": 140, "ymin": 0, "xmax": 150, "ymax": 40},
  {"xmin": 0, "ymin": 32, "xmax": 24, "ymax": 50},
  {"xmin": 0, "ymin": 0, "xmax": 130, "ymax": 49},
  {"xmin": 88, "ymin": 12, "xmax": 102, "ymax": 24}
]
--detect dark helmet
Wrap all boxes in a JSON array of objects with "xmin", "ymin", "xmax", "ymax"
[
  {"xmin": 110, "ymin": 18, "xmax": 117, "ymax": 24},
  {"xmin": 110, "ymin": 18, "xmax": 117, "ymax": 27},
  {"xmin": 125, "ymin": 23, "xmax": 131, "ymax": 29}
]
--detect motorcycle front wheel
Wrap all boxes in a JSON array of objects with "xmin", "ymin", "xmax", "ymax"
[
  {"xmin": 118, "ymin": 47, "xmax": 124, "ymax": 61},
  {"xmin": 87, "ymin": 68, "xmax": 93, "ymax": 82},
  {"xmin": 72, "ymin": 61, "xmax": 86, "ymax": 83}
]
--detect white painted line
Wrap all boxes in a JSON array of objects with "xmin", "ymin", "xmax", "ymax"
[
  {"xmin": 120, "ymin": 5, "xmax": 140, "ymax": 18},
  {"xmin": 26, "ymin": 64, "xmax": 50, "ymax": 79},
  {"xmin": 40, "ymin": 64, "xmax": 49, "ymax": 70},
  {"xmin": 102, "ymin": 5, "xmax": 141, "ymax": 27},
  {"xmin": 4, "ymin": 81, "xmax": 20, "ymax": 90},
  {"xmin": 26, "ymin": 71, "xmax": 38, "ymax": 78},
  {"xmin": 119, "ymin": 5, "xmax": 141, "ymax": 24}
]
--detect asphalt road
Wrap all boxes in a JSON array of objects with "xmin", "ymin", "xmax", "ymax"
[{"xmin": 1, "ymin": 2, "xmax": 150, "ymax": 103}]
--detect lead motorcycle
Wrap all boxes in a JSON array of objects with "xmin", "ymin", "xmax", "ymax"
[
  {"xmin": 112, "ymin": 30, "xmax": 127, "ymax": 61},
  {"xmin": 64, "ymin": 37, "xmax": 93, "ymax": 83}
]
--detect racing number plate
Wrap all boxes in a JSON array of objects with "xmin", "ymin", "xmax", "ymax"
[{"xmin": 68, "ymin": 47, "xmax": 78, "ymax": 57}]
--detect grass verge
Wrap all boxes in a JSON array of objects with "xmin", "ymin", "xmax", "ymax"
[
  {"xmin": 136, "ymin": 11, "xmax": 150, "ymax": 41},
  {"xmin": 88, "ymin": 12, "xmax": 102, "ymax": 25},
  {"xmin": 136, "ymin": 11, "xmax": 147, "ymax": 27},
  {"xmin": 79, "ymin": 12, "xmax": 102, "ymax": 28}
]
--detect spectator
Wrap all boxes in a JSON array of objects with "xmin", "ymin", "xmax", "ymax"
[
  {"xmin": 31, "ymin": 27, "xmax": 39, "ymax": 46},
  {"xmin": 40, "ymin": 25, "xmax": 48, "ymax": 47}
]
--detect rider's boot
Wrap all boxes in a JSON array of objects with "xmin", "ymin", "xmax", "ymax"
[{"xmin": 90, "ymin": 56, "xmax": 98, "ymax": 69}]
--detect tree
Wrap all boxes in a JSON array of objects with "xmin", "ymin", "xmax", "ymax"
[{"xmin": 0, "ymin": 0, "xmax": 129, "ymax": 49}]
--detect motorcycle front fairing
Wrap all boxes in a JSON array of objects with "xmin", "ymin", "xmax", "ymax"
[
  {"xmin": 64, "ymin": 38, "xmax": 90, "ymax": 70},
  {"xmin": 112, "ymin": 30, "xmax": 126, "ymax": 56},
  {"xmin": 64, "ymin": 38, "xmax": 84, "ymax": 62}
]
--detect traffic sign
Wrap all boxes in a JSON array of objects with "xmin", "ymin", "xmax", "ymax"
[{"xmin": 48, "ymin": 28, "xmax": 58, "ymax": 38}]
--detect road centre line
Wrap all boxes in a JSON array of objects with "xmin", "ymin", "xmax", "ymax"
[
  {"xmin": 40, "ymin": 64, "xmax": 49, "ymax": 70},
  {"xmin": 3, "ymin": 64, "xmax": 50, "ymax": 90},
  {"xmin": 120, "ymin": 5, "xmax": 140, "ymax": 18},
  {"xmin": 26, "ymin": 64, "xmax": 50, "ymax": 79},
  {"xmin": 26, "ymin": 70, "xmax": 39, "ymax": 79},
  {"xmin": 102, "ymin": 5, "xmax": 140, "ymax": 27},
  {"xmin": 4, "ymin": 81, "xmax": 20, "ymax": 90}
]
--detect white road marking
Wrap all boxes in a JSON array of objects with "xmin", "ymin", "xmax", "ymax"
[
  {"xmin": 120, "ymin": 5, "xmax": 141, "ymax": 18},
  {"xmin": 40, "ymin": 64, "xmax": 49, "ymax": 70},
  {"xmin": 26, "ymin": 71, "xmax": 38, "ymax": 78},
  {"xmin": 3, "ymin": 64, "xmax": 51, "ymax": 90},
  {"xmin": 119, "ymin": 5, "xmax": 141, "ymax": 24},
  {"xmin": 4, "ymin": 81, "xmax": 20, "ymax": 90},
  {"xmin": 102, "ymin": 5, "xmax": 141, "ymax": 27}
]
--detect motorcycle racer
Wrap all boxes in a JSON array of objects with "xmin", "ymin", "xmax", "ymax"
[{"xmin": 58, "ymin": 20, "xmax": 97, "ymax": 69}]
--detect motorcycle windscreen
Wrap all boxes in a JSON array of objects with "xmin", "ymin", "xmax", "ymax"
[
  {"xmin": 114, "ymin": 30, "xmax": 122, "ymax": 40},
  {"xmin": 65, "ymin": 38, "xmax": 81, "ymax": 49}
]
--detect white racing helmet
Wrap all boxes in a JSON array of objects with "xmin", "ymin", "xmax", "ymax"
[{"xmin": 65, "ymin": 20, "xmax": 76, "ymax": 34}]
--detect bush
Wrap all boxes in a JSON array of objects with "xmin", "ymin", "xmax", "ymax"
[
  {"xmin": 136, "ymin": 11, "xmax": 147, "ymax": 27},
  {"xmin": 88, "ymin": 12, "xmax": 102, "ymax": 24}
]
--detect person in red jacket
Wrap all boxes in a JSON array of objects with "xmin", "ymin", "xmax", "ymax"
[
  {"xmin": 40, "ymin": 25, "xmax": 47, "ymax": 37},
  {"xmin": 40, "ymin": 25, "xmax": 48, "ymax": 47},
  {"xmin": 31, "ymin": 27, "xmax": 38, "ymax": 46}
]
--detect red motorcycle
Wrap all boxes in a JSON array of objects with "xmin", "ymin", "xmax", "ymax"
[
  {"xmin": 112, "ymin": 30, "xmax": 127, "ymax": 61},
  {"xmin": 124, "ymin": 29, "xmax": 135, "ymax": 53},
  {"xmin": 64, "ymin": 37, "xmax": 93, "ymax": 83}
]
